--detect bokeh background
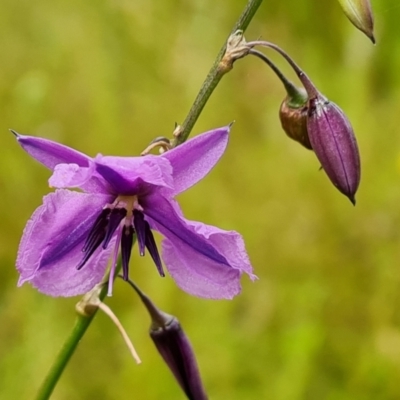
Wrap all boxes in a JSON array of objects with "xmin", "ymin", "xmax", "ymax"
[{"xmin": 1, "ymin": 0, "xmax": 400, "ymax": 399}]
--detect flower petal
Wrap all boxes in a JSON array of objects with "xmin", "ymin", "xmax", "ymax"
[
  {"xmin": 17, "ymin": 189, "xmax": 114, "ymax": 296},
  {"xmin": 162, "ymin": 126, "xmax": 230, "ymax": 195},
  {"xmin": 12, "ymin": 131, "xmax": 91, "ymax": 170},
  {"xmin": 161, "ymin": 221, "xmax": 255, "ymax": 299},
  {"xmin": 95, "ymin": 154, "xmax": 174, "ymax": 195},
  {"xmin": 142, "ymin": 194, "xmax": 229, "ymax": 266},
  {"xmin": 49, "ymin": 163, "xmax": 111, "ymax": 194},
  {"xmin": 142, "ymin": 194, "xmax": 255, "ymax": 299}
]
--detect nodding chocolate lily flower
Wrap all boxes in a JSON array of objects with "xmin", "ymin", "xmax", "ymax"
[
  {"xmin": 247, "ymin": 39, "xmax": 361, "ymax": 204},
  {"xmin": 13, "ymin": 126, "xmax": 255, "ymax": 298},
  {"xmin": 124, "ymin": 278, "xmax": 208, "ymax": 400},
  {"xmin": 337, "ymin": 0, "xmax": 375, "ymax": 43}
]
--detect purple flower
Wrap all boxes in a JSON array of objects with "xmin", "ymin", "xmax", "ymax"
[{"xmin": 13, "ymin": 126, "xmax": 255, "ymax": 299}]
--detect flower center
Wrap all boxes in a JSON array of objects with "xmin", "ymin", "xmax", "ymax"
[{"xmin": 77, "ymin": 195, "xmax": 164, "ymax": 285}]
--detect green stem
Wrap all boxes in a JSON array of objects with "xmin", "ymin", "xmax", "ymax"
[
  {"xmin": 176, "ymin": 0, "xmax": 264, "ymax": 145},
  {"xmin": 34, "ymin": 2, "xmax": 264, "ymax": 399},
  {"xmin": 34, "ymin": 285, "xmax": 108, "ymax": 400}
]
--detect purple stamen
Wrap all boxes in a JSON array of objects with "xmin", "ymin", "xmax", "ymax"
[
  {"xmin": 103, "ymin": 208, "xmax": 127, "ymax": 249},
  {"xmin": 77, "ymin": 230, "xmax": 106, "ymax": 270},
  {"xmin": 144, "ymin": 221, "xmax": 164, "ymax": 277},
  {"xmin": 82, "ymin": 208, "xmax": 111, "ymax": 252},
  {"xmin": 121, "ymin": 225, "xmax": 135, "ymax": 280},
  {"xmin": 133, "ymin": 209, "xmax": 146, "ymax": 256}
]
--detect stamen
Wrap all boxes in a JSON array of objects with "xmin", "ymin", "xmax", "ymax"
[
  {"xmin": 103, "ymin": 208, "xmax": 127, "ymax": 249},
  {"xmin": 144, "ymin": 221, "xmax": 165, "ymax": 277},
  {"xmin": 77, "ymin": 208, "xmax": 111, "ymax": 270},
  {"xmin": 83, "ymin": 208, "xmax": 111, "ymax": 252},
  {"xmin": 121, "ymin": 225, "xmax": 135, "ymax": 280},
  {"xmin": 133, "ymin": 210, "xmax": 146, "ymax": 256},
  {"xmin": 77, "ymin": 230, "xmax": 106, "ymax": 270}
]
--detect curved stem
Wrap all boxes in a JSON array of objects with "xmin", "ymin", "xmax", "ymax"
[
  {"xmin": 248, "ymin": 49, "xmax": 301, "ymax": 99},
  {"xmin": 247, "ymin": 40, "xmax": 319, "ymax": 97},
  {"xmin": 176, "ymin": 0, "xmax": 264, "ymax": 145}
]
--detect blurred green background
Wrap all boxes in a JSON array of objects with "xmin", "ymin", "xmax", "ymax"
[{"xmin": 1, "ymin": 0, "xmax": 400, "ymax": 399}]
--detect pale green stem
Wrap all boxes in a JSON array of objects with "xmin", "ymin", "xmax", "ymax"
[
  {"xmin": 176, "ymin": 0, "xmax": 264, "ymax": 145},
  {"xmin": 34, "ymin": 1, "xmax": 264, "ymax": 399},
  {"xmin": 34, "ymin": 284, "xmax": 109, "ymax": 400}
]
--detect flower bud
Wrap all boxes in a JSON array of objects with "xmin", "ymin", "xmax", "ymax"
[
  {"xmin": 307, "ymin": 95, "xmax": 360, "ymax": 204},
  {"xmin": 150, "ymin": 316, "xmax": 207, "ymax": 400},
  {"xmin": 279, "ymin": 87, "xmax": 312, "ymax": 150},
  {"xmin": 337, "ymin": 0, "xmax": 375, "ymax": 43},
  {"xmin": 125, "ymin": 279, "xmax": 208, "ymax": 400}
]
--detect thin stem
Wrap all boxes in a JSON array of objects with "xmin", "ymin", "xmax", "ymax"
[
  {"xmin": 35, "ymin": 260, "xmax": 124, "ymax": 400},
  {"xmin": 248, "ymin": 49, "xmax": 301, "ymax": 99},
  {"xmin": 247, "ymin": 40, "xmax": 319, "ymax": 97},
  {"xmin": 176, "ymin": 0, "xmax": 264, "ymax": 145},
  {"xmin": 34, "ymin": 289, "xmax": 106, "ymax": 400}
]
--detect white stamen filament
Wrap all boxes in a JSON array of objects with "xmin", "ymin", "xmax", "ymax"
[{"xmin": 98, "ymin": 302, "xmax": 141, "ymax": 364}]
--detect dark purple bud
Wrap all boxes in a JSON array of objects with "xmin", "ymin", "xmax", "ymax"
[
  {"xmin": 125, "ymin": 279, "xmax": 208, "ymax": 400},
  {"xmin": 307, "ymin": 95, "xmax": 360, "ymax": 204},
  {"xmin": 150, "ymin": 317, "xmax": 207, "ymax": 400}
]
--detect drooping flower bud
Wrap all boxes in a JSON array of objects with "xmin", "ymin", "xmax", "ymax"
[
  {"xmin": 124, "ymin": 278, "xmax": 208, "ymax": 400},
  {"xmin": 337, "ymin": 0, "xmax": 375, "ymax": 43},
  {"xmin": 307, "ymin": 94, "xmax": 360, "ymax": 204}
]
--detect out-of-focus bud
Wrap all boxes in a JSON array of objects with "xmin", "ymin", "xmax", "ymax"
[
  {"xmin": 279, "ymin": 87, "xmax": 312, "ymax": 150},
  {"xmin": 337, "ymin": 0, "xmax": 375, "ymax": 43},
  {"xmin": 125, "ymin": 278, "xmax": 208, "ymax": 400},
  {"xmin": 307, "ymin": 94, "xmax": 360, "ymax": 204}
]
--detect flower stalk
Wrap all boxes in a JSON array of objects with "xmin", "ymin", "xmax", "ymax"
[
  {"xmin": 175, "ymin": 0, "xmax": 264, "ymax": 145},
  {"xmin": 34, "ymin": 283, "xmax": 109, "ymax": 400}
]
